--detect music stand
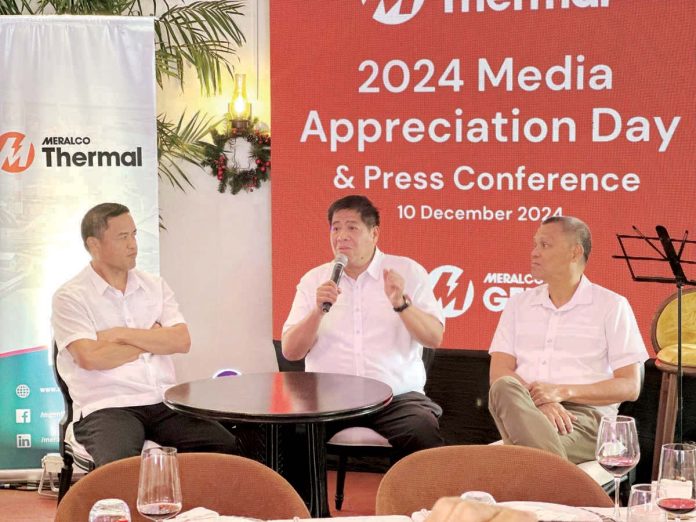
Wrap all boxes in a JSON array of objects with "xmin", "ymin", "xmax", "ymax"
[{"xmin": 614, "ymin": 225, "xmax": 696, "ymax": 441}]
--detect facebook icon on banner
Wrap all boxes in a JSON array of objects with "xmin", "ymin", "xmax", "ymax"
[{"xmin": 15, "ymin": 409, "xmax": 31, "ymax": 423}]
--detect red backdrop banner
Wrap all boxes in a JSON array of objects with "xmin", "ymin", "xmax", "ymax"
[{"xmin": 270, "ymin": 0, "xmax": 696, "ymax": 352}]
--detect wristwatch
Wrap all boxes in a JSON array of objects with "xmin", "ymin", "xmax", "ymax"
[{"xmin": 393, "ymin": 294, "xmax": 411, "ymax": 313}]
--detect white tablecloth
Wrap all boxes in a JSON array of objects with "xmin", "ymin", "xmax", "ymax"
[
  {"xmin": 171, "ymin": 506, "xmax": 623, "ymax": 522},
  {"xmin": 171, "ymin": 509, "xmax": 412, "ymax": 522}
]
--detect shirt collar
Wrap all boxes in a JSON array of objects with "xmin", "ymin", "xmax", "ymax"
[
  {"xmin": 365, "ymin": 248, "xmax": 384, "ymax": 281},
  {"xmin": 533, "ymin": 274, "xmax": 593, "ymax": 311},
  {"xmin": 86, "ymin": 263, "xmax": 142, "ymax": 296}
]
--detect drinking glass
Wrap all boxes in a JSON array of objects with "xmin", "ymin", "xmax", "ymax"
[
  {"xmin": 628, "ymin": 484, "xmax": 664, "ymax": 522},
  {"xmin": 656, "ymin": 443, "xmax": 696, "ymax": 522},
  {"xmin": 88, "ymin": 498, "xmax": 131, "ymax": 522},
  {"xmin": 136, "ymin": 446, "xmax": 182, "ymax": 521},
  {"xmin": 596, "ymin": 415, "xmax": 640, "ymax": 520}
]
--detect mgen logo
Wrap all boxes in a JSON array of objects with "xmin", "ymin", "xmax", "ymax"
[
  {"xmin": 429, "ymin": 265, "xmax": 475, "ymax": 318},
  {"xmin": 0, "ymin": 132, "xmax": 35, "ymax": 174},
  {"xmin": 361, "ymin": 0, "xmax": 424, "ymax": 25}
]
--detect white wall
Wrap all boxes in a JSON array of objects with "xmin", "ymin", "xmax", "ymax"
[{"xmin": 158, "ymin": 0, "xmax": 277, "ymax": 381}]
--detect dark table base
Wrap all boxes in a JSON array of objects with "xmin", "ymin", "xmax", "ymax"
[{"xmin": 255, "ymin": 422, "xmax": 329, "ymax": 518}]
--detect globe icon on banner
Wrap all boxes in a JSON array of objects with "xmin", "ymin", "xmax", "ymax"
[{"xmin": 15, "ymin": 384, "xmax": 30, "ymax": 399}]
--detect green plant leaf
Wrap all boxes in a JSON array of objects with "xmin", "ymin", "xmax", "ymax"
[
  {"xmin": 156, "ymin": 0, "xmax": 245, "ymax": 95},
  {"xmin": 158, "ymin": 111, "xmax": 223, "ymax": 190}
]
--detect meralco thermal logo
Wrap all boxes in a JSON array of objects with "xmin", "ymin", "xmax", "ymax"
[
  {"xmin": 363, "ymin": 0, "xmax": 610, "ymax": 25},
  {"xmin": 0, "ymin": 132, "xmax": 35, "ymax": 174},
  {"xmin": 429, "ymin": 265, "xmax": 475, "ymax": 318},
  {"xmin": 361, "ymin": 0, "xmax": 424, "ymax": 25},
  {"xmin": 0, "ymin": 131, "xmax": 143, "ymax": 174},
  {"xmin": 41, "ymin": 136, "xmax": 143, "ymax": 168}
]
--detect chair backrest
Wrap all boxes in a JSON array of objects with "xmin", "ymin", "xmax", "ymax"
[
  {"xmin": 650, "ymin": 288, "xmax": 696, "ymax": 353},
  {"xmin": 55, "ymin": 452, "xmax": 310, "ymax": 522},
  {"xmin": 375, "ymin": 445, "xmax": 613, "ymax": 515},
  {"xmin": 273, "ymin": 339, "xmax": 306, "ymax": 372},
  {"xmin": 52, "ymin": 341, "xmax": 72, "ymax": 459}
]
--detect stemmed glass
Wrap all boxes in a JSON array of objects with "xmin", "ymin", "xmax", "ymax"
[
  {"xmin": 656, "ymin": 443, "xmax": 696, "ymax": 522},
  {"xmin": 136, "ymin": 446, "xmax": 182, "ymax": 521},
  {"xmin": 596, "ymin": 415, "xmax": 641, "ymax": 520}
]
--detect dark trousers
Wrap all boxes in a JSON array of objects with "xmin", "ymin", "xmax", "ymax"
[
  {"xmin": 326, "ymin": 391, "xmax": 444, "ymax": 459},
  {"xmin": 73, "ymin": 402, "xmax": 238, "ymax": 467}
]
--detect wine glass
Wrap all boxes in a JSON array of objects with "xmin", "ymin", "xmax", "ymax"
[
  {"xmin": 136, "ymin": 446, "xmax": 182, "ymax": 521},
  {"xmin": 596, "ymin": 415, "xmax": 640, "ymax": 520},
  {"xmin": 656, "ymin": 443, "xmax": 696, "ymax": 522}
]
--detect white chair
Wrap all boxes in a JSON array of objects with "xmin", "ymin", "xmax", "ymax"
[{"xmin": 327, "ymin": 427, "xmax": 393, "ymax": 510}]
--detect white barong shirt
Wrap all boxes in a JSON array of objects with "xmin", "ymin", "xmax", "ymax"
[
  {"xmin": 52, "ymin": 264, "xmax": 185, "ymax": 421},
  {"xmin": 283, "ymin": 249, "xmax": 444, "ymax": 396}
]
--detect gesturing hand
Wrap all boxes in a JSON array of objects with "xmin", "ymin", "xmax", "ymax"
[
  {"xmin": 383, "ymin": 269, "xmax": 405, "ymax": 307},
  {"xmin": 315, "ymin": 280, "xmax": 340, "ymax": 313},
  {"xmin": 538, "ymin": 402, "xmax": 577, "ymax": 435}
]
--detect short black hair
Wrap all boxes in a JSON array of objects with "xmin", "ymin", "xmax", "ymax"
[
  {"xmin": 542, "ymin": 215, "xmax": 592, "ymax": 263},
  {"xmin": 81, "ymin": 202, "xmax": 130, "ymax": 250},
  {"xmin": 327, "ymin": 195, "xmax": 380, "ymax": 228}
]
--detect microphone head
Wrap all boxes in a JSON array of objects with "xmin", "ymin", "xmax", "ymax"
[{"xmin": 334, "ymin": 253, "xmax": 348, "ymax": 267}]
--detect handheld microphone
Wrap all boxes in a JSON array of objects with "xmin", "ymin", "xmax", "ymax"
[{"xmin": 322, "ymin": 253, "xmax": 348, "ymax": 313}]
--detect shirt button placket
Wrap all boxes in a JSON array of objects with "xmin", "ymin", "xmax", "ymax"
[
  {"xmin": 354, "ymin": 284, "xmax": 365, "ymax": 376},
  {"xmin": 123, "ymin": 299, "xmax": 135, "ymax": 328},
  {"xmin": 541, "ymin": 312, "xmax": 559, "ymax": 380}
]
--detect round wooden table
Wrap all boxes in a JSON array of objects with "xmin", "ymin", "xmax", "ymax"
[{"xmin": 164, "ymin": 372, "xmax": 393, "ymax": 517}]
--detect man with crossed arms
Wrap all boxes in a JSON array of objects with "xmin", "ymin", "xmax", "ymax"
[{"xmin": 52, "ymin": 202, "xmax": 237, "ymax": 466}]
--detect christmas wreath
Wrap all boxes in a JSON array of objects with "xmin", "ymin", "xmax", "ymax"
[{"xmin": 201, "ymin": 121, "xmax": 271, "ymax": 194}]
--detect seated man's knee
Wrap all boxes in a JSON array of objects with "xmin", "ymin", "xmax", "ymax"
[
  {"xmin": 489, "ymin": 375, "xmax": 522, "ymax": 401},
  {"xmin": 92, "ymin": 442, "xmax": 143, "ymax": 467},
  {"xmin": 488, "ymin": 375, "xmax": 525, "ymax": 416},
  {"xmin": 398, "ymin": 407, "xmax": 443, "ymax": 452},
  {"xmin": 219, "ymin": 433, "xmax": 239, "ymax": 455},
  {"xmin": 201, "ymin": 428, "xmax": 239, "ymax": 455}
]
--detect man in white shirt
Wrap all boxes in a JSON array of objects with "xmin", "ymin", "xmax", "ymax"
[
  {"xmin": 488, "ymin": 216, "xmax": 648, "ymax": 463},
  {"xmin": 282, "ymin": 195, "xmax": 445, "ymax": 456},
  {"xmin": 52, "ymin": 202, "xmax": 237, "ymax": 466}
]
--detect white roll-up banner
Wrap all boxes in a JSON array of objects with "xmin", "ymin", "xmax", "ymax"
[{"xmin": 0, "ymin": 15, "xmax": 158, "ymax": 475}]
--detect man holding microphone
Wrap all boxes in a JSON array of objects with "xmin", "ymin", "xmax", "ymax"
[{"xmin": 282, "ymin": 195, "xmax": 445, "ymax": 456}]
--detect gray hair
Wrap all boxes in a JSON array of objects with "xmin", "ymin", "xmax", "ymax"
[{"xmin": 542, "ymin": 215, "xmax": 592, "ymax": 263}]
